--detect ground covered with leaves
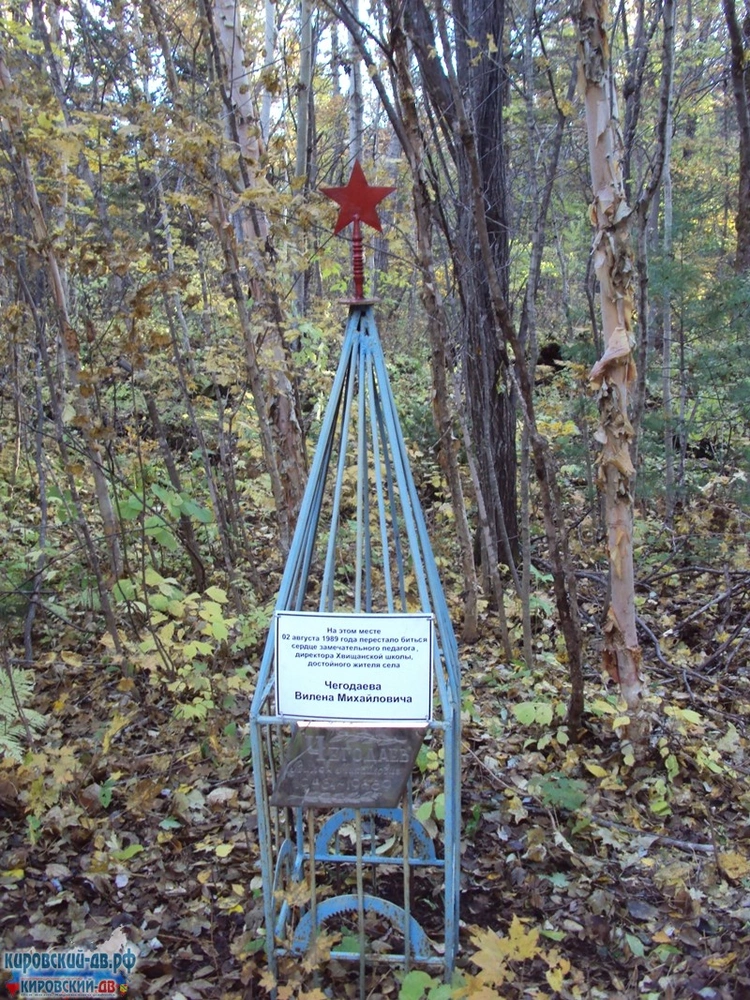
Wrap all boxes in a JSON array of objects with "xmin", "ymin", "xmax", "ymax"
[{"xmin": 1, "ymin": 496, "xmax": 750, "ymax": 1000}]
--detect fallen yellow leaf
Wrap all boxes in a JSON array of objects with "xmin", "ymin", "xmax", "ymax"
[
  {"xmin": 706, "ymin": 952, "xmax": 736, "ymax": 971},
  {"xmin": 719, "ymin": 851, "xmax": 750, "ymax": 880},
  {"xmin": 102, "ymin": 710, "xmax": 137, "ymax": 755},
  {"xmin": 546, "ymin": 966, "xmax": 565, "ymax": 991},
  {"xmin": 501, "ymin": 915, "xmax": 541, "ymax": 962},
  {"xmin": 584, "ymin": 762, "xmax": 608, "ymax": 778},
  {"xmin": 469, "ymin": 927, "xmax": 509, "ymax": 986}
]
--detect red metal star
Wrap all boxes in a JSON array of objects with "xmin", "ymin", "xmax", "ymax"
[
  {"xmin": 321, "ymin": 161, "xmax": 395, "ymax": 235},
  {"xmin": 321, "ymin": 161, "xmax": 396, "ymax": 300}
]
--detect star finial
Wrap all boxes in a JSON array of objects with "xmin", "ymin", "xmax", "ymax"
[
  {"xmin": 321, "ymin": 161, "xmax": 396, "ymax": 235},
  {"xmin": 321, "ymin": 161, "xmax": 396, "ymax": 301}
]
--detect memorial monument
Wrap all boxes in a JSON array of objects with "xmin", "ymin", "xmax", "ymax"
[{"xmin": 249, "ymin": 163, "xmax": 461, "ymax": 991}]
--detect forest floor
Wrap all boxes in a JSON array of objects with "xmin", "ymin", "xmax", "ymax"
[{"xmin": 1, "ymin": 494, "xmax": 750, "ymax": 1000}]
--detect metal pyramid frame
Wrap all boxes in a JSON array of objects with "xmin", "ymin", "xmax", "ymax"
[{"xmin": 250, "ymin": 303, "xmax": 461, "ymax": 984}]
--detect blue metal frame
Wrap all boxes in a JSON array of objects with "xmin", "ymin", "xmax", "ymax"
[{"xmin": 250, "ymin": 305, "xmax": 461, "ymax": 984}]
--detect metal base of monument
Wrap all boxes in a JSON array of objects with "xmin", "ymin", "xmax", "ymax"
[
  {"xmin": 268, "ymin": 796, "xmax": 448, "ymax": 973},
  {"xmin": 271, "ymin": 727, "xmax": 425, "ymax": 809}
]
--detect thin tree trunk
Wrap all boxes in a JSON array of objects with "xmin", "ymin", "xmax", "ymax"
[
  {"xmin": 662, "ymin": 98, "xmax": 675, "ymax": 523},
  {"xmin": 518, "ymin": 13, "xmax": 577, "ymax": 671},
  {"xmin": 294, "ymin": 0, "xmax": 314, "ymax": 314},
  {"xmin": 576, "ymin": 0, "xmax": 645, "ymax": 735},
  {"xmin": 348, "ymin": 0, "xmax": 364, "ymax": 161},
  {"xmin": 143, "ymin": 395, "xmax": 208, "ymax": 591},
  {"xmin": 723, "ymin": 0, "xmax": 750, "ymax": 271},
  {"xmin": 261, "ymin": 0, "xmax": 276, "ymax": 144},
  {"xmin": 389, "ymin": 15, "xmax": 479, "ymax": 642},
  {"xmin": 24, "ymin": 352, "xmax": 48, "ymax": 662},
  {"xmin": 631, "ymin": 0, "xmax": 675, "ymax": 461}
]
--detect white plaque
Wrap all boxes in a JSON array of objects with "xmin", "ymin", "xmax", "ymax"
[{"xmin": 275, "ymin": 612, "xmax": 433, "ymax": 722}]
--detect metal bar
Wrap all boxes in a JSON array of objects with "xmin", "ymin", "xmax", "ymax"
[
  {"xmin": 255, "ymin": 715, "xmax": 450, "ymax": 731},
  {"xmin": 308, "ymin": 853, "xmax": 440, "ymax": 868},
  {"xmin": 256, "ymin": 315, "xmax": 358, "ymax": 636},
  {"xmin": 308, "ymin": 809, "xmax": 317, "ymax": 980},
  {"xmin": 355, "ymin": 332, "xmax": 367, "ymax": 613},
  {"xmin": 321, "ymin": 344, "xmax": 359, "ymax": 610},
  {"xmin": 372, "ymin": 385, "xmax": 407, "ymax": 611},
  {"xmin": 363, "ymin": 351, "xmax": 374, "ymax": 613},
  {"xmin": 369, "ymin": 811, "xmax": 377, "ymax": 895},
  {"xmin": 356, "ymin": 808, "xmax": 366, "ymax": 999},
  {"xmin": 367, "ymin": 353, "xmax": 394, "ymax": 612},
  {"xmin": 449, "ymin": 706, "xmax": 462, "ymax": 971},
  {"xmin": 249, "ymin": 710, "xmax": 277, "ymax": 983},
  {"xmin": 402, "ymin": 781, "xmax": 411, "ymax": 971},
  {"xmin": 294, "ymin": 415, "xmax": 340, "ymax": 609},
  {"xmin": 370, "ymin": 332, "xmax": 433, "ymax": 614}
]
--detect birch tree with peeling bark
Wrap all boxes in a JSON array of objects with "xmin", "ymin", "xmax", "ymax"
[{"xmin": 576, "ymin": 0, "xmax": 645, "ymax": 731}]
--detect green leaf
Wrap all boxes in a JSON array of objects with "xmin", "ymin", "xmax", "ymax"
[
  {"xmin": 427, "ymin": 985, "xmax": 453, "ymax": 1000},
  {"xmin": 181, "ymin": 497, "xmax": 213, "ymax": 523},
  {"xmin": 113, "ymin": 579, "xmax": 137, "ymax": 602},
  {"xmin": 99, "ymin": 779, "xmax": 116, "ymax": 809},
  {"xmin": 119, "ymin": 496, "xmax": 144, "ymax": 520},
  {"xmin": 415, "ymin": 801, "xmax": 433, "ymax": 824},
  {"xmin": 433, "ymin": 793, "xmax": 445, "ymax": 821},
  {"xmin": 112, "ymin": 844, "xmax": 144, "ymax": 861},
  {"xmin": 513, "ymin": 701, "xmax": 554, "ymax": 726},
  {"xmin": 242, "ymin": 936, "xmax": 266, "ymax": 955},
  {"xmin": 540, "ymin": 928, "xmax": 566, "ymax": 941},
  {"xmin": 151, "ymin": 483, "xmax": 182, "ymax": 516},
  {"xmin": 625, "ymin": 932, "xmax": 646, "ymax": 958},
  {"xmin": 205, "ymin": 585, "xmax": 228, "ymax": 603},
  {"xmin": 159, "ymin": 817, "xmax": 182, "ymax": 830},
  {"xmin": 210, "ymin": 620, "xmax": 228, "ymax": 641},
  {"xmin": 531, "ymin": 775, "xmax": 587, "ymax": 811},
  {"xmin": 333, "ymin": 934, "xmax": 360, "ymax": 954},
  {"xmin": 399, "ymin": 970, "xmax": 435, "ymax": 1000},
  {"xmin": 680, "ymin": 709, "xmax": 703, "ymax": 725},
  {"xmin": 513, "ymin": 702, "xmax": 537, "ymax": 725}
]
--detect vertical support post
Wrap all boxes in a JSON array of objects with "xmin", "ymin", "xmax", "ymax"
[
  {"xmin": 308, "ymin": 809, "xmax": 317, "ymax": 975},
  {"xmin": 355, "ymin": 808, "xmax": 366, "ymax": 1000},
  {"xmin": 402, "ymin": 785, "xmax": 412, "ymax": 972}
]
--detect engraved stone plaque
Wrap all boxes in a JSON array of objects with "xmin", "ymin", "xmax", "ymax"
[{"xmin": 271, "ymin": 727, "xmax": 426, "ymax": 809}]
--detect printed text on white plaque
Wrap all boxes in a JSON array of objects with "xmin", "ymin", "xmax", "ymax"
[{"xmin": 275, "ymin": 612, "xmax": 433, "ymax": 722}]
